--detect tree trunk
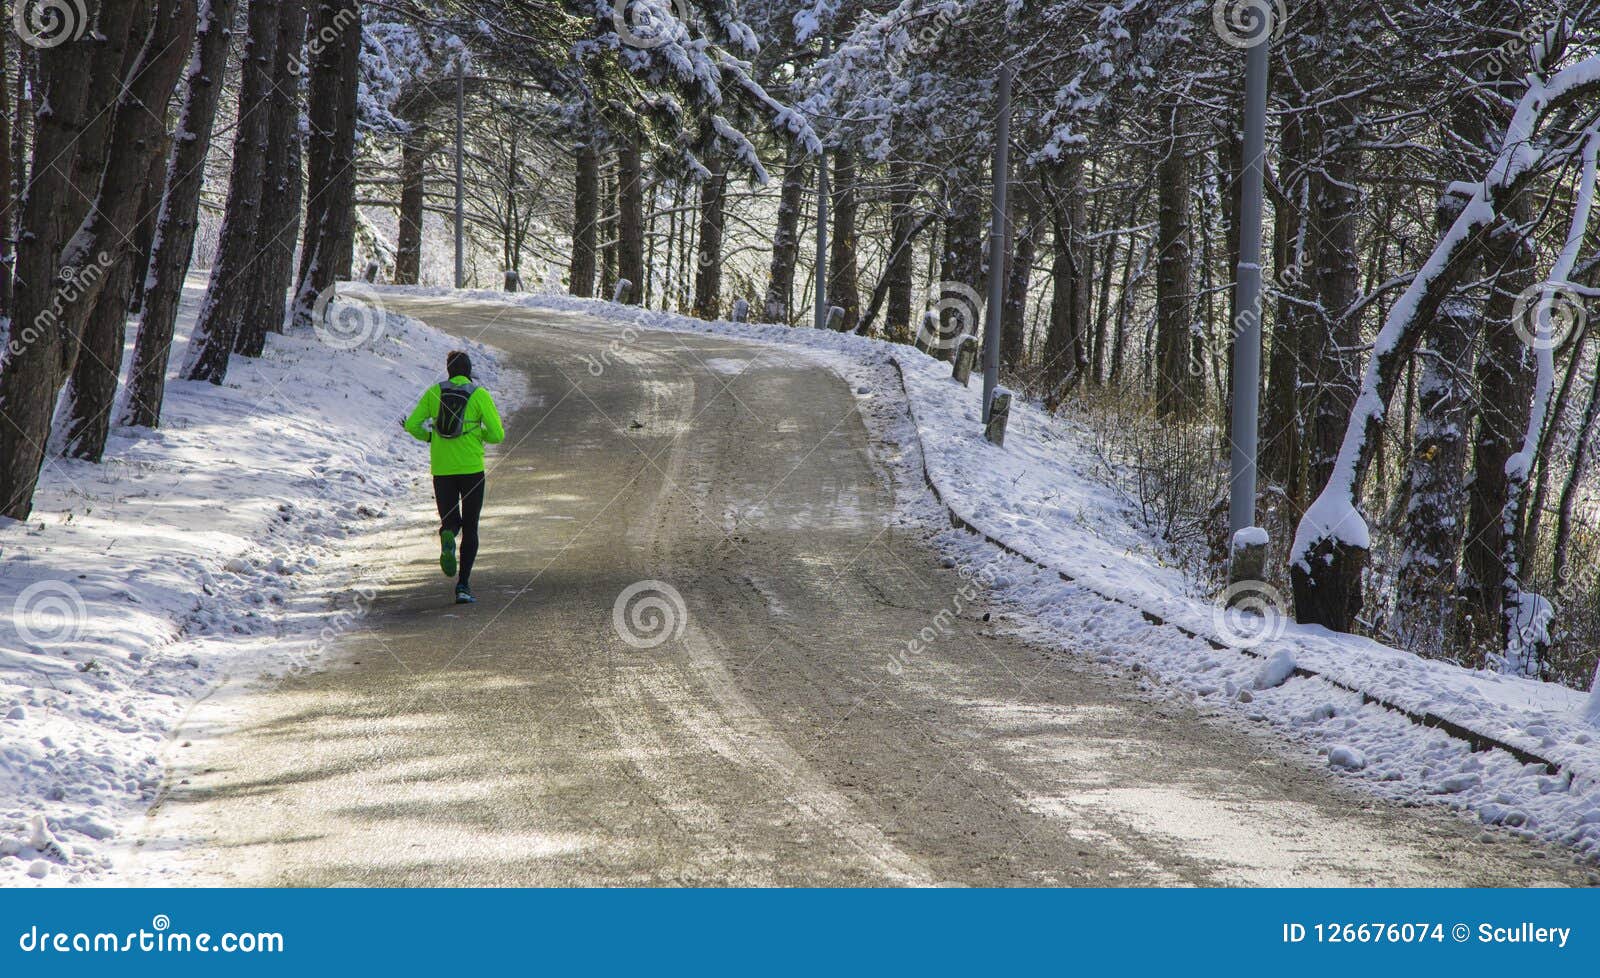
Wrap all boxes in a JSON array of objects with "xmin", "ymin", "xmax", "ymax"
[
  {"xmin": 884, "ymin": 158, "xmax": 916, "ymax": 342},
  {"xmin": 1108, "ymin": 238, "xmax": 1143, "ymax": 385},
  {"xmin": 692, "ymin": 155, "xmax": 726, "ymax": 320},
  {"xmin": 394, "ymin": 129, "xmax": 426, "ymax": 285},
  {"xmin": 0, "ymin": 1, "xmax": 179, "ymax": 518},
  {"xmin": 937, "ymin": 173, "xmax": 986, "ymax": 359},
  {"xmin": 121, "ymin": 0, "xmax": 242, "ymax": 429},
  {"xmin": 1303, "ymin": 106, "xmax": 1364, "ymax": 500},
  {"xmin": 1551, "ymin": 362, "xmax": 1600, "ymax": 591},
  {"xmin": 70, "ymin": 5, "xmax": 149, "ymax": 215},
  {"xmin": 500, "ymin": 131, "xmax": 522, "ymax": 280},
  {"xmin": 599, "ymin": 167, "xmax": 617, "ymax": 300},
  {"xmin": 1000, "ymin": 185, "xmax": 1038, "ymax": 370},
  {"xmin": 1458, "ymin": 203, "xmax": 1537, "ymax": 657},
  {"xmin": 616, "ymin": 132, "xmax": 644, "ymax": 304},
  {"xmin": 58, "ymin": 1, "xmax": 173, "ymax": 454},
  {"xmin": 1391, "ymin": 188, "xmax": 1481, "ymax": 647},
  {"xmin": 1522, "ymin": 332, "xmax": 1588, "ymax": 558},
  {"xmin": 674, "ymin": 178, "xmax": 691, "ymax": 310},
  {"xmin": 860, "ymin": 217, "xmax": 935, "ymax": 340},
  {"xmin": 124, "ymin": 27, "xmax": 176, "ymax": 322},
  {"xmin": 763, "ymin": 144, "xmax": 807, "ymax": 323},
  {"xmin": 8, "ymin": 41, "xmax": 25, "ymax": 218},
  {"xmin": 1042, "ymin": 157, "xmax": 1091, "ymax": 396},
  {"xmin": 1090, "ymin": 202, "xmax": 1117, "ymax": 386},
  {"xmin": 236, "ymin": 0, "xmax": 309, "ymax": 357},
  {"xmin": 644, "ymin": 169, "xmax": 658, "ymax": 305},
  {"xmin": 662, "ymin": 179, "xmax": 681, "ymax": 309},
  {"xmin": 1259, "ymin": 114, "xmax": 1310, "ymax": 498},
  {"xmin": 568, "ymin": 140, "xmax": 599, "ymax": 297},
  {"xmin": 61, "ymin": 150, "xmax": 169, "ymax": 461},
  {"xmin": 1222, "ymin": 125, "xmax": 1243, "ymax": 380},
  {"xmin": 0, "ymin": 30, "xmax": 12, "ymax": 323},
  {"xmin": 185, "ymin": 0, "xmax": 281, "ymax": 383},
  {"xmin": 1155, "ymin": 103, "xmax": 1199, "ymax": 419},
  {"xmin": 62, "ymin": 251, "xmax": 138, "ymax": 460},
  {"xmin": 326, "ymin": 47, "xmax": 359, "ymax": 282},
  {"xmin": 126, "ymin": 175, "xmax": 161, "ymax": 317},
  {"xmin": 291, "ymin": 0, "xmax": 361, "ymax": 329},
  {"xmin": 826, "ymin": 151, "xmax": 859, "ymax": 331}
]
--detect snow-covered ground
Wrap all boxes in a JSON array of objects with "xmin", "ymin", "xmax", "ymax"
[
  {"xmin": 383, "ymin": 284, "xmax": 1600, "ymax": 864},
  {"xmin": 0, "ymin": 276, "xmax": 520, "ymax": 886}
]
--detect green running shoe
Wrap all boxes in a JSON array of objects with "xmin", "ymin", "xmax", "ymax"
[
  {"xmin": 455, "ymin": 583, "xmax": 475, "ymax": 604},
  {"xmin": 439, "ymin": 530, "xmax": 457, "ymax": 577}
]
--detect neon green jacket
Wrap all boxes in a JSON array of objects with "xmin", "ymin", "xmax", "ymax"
[{"xmin": 404, "ymin": 375, "xmax": 506, "ymax": 476}]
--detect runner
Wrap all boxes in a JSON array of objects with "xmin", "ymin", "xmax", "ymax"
[{"xmin": 403, "ymin": 350, "xmax": 505, "ymax": 604}]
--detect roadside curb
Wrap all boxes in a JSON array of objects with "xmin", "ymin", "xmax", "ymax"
[{"xmin": 885, "ymin": 355, "xmax": 1570, "ymax": 782}]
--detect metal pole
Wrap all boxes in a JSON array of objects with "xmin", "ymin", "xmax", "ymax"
[
  {"xmin": 981, "ymin": 63, "xmax": 1012, "ymax": 421},
  {"xmin": 814, "ymin": 37, "xmax": 832, "ymax": 330},
  {"xmin": 1227, "ymin": 21, "xmax": 1272, "ymax": 578},
  {"xmin": 454, "ymin": 59, "xmax": 466, "ymax": 289}
]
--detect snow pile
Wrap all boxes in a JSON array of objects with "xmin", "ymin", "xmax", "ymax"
[
  {"xmin": 0, "ymin": 278, "xmax": 517, "ymax": 885},
  {"xmin": 1232, "ymin": 526, "xmax": 1268, "ymax": 550},
  {"xmin": 382, "ymin": 284, "xmax": 1600, "ymax": 862},
  {"xmin": 1328, "ymin": 746, "xmax": 1368, "ymax": 772},
  {"xmin": 1253, "ymin": 649, "xmax": 1298, "ymax": 691}
]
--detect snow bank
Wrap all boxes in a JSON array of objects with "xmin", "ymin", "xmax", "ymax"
[
  {"xmin": 382, "ymin": 284, "xmax": 1600, "ymax": 863},
  {"xmin": 0, "ymin": 278, "xmax": 518, "ymax": 885}
]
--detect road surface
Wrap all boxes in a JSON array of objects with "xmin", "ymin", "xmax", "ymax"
[{"xmin": 138, "ymin": 296, "xmax": 1594, "ymax": 886}]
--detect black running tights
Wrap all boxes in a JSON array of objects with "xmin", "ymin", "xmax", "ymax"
[{"xmin": 433, "ymin": 472, "xmax": 485, "ymax": 585}]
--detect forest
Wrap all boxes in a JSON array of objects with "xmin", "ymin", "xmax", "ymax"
[{"xmin": 2, "ymin": 0, "xmax": 1599, "ymax": 692}]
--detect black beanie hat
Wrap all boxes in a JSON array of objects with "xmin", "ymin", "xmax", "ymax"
[{"xmin": 447, "ymin": 350, "xmax": 472, "ymax": 379}]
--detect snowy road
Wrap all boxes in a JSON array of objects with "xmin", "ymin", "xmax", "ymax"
[{"xmin": 137, "ymin": 298, "xmax": 1592, "ymax": 886}]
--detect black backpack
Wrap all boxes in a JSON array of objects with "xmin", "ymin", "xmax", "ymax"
[{"xmin": 435, "ymin": 381, "xmax": 478, "ymax": 439}]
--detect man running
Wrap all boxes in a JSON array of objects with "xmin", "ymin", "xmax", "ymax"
[{"xmin": 404, "ymin": 350, "xmax": 505, "ymax": 604}]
